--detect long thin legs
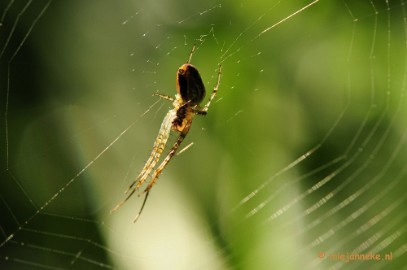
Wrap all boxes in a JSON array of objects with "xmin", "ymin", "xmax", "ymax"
[
  {"xmin": 133, "ymin": 122, "xmax": 191, "ymax": 222},
  {"xmin": 111, "ymin": 109, "xmax": 176, "ymax": 213},
  {"xmin": 196, "ymin": 64, "xmax": 222, "ymax": 115}
]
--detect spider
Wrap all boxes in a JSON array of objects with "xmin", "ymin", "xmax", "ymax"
[{"xmin": 112, "ymin": 46, "xmax": 222, "ymax": 222}]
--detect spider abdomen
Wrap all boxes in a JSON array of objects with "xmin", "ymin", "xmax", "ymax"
[{"xmin": 176, "ymin": 64, "xmax": 206, "ymax": 105}]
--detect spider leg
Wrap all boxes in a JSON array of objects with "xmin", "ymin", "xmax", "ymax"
[
  {"xmin": 196, "ymin": 64, "xmax": 222, "ymax": 115},
  {"xmin": 133, "ymin": 109, "xmax": 177, "ymax": 187},
  {"xmin": 153, "ymin": 92, "xmax": 174, "ymax": 102},
  {"xmin": 144, "ymin": 121, "xmax": 192, "ymax": 193},
  {"xmin": 111, "ymin": 188, "xmax": 136, "ymax": 213},
  {"xmin": 133, "ymin": 190, "xmax": 150, "ymax": 223},
  {"xmin": 187, "ymin": 45, "xmax": 197, "ymax": 64},
  {"xmin": 111, "ymin": 109, "xmax": 176, "ymax": 213},
  {"xmin": 126, "ymin": 121, "xmax": 192, "ymax": 221}
]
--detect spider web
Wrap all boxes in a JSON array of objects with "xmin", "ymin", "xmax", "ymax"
[{"xmin": 1, "ymin": 0, "xmax": 407, "ymax": 269}]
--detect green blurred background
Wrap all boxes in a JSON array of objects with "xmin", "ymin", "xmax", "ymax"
[{"xmin": 1, "ymin": 0, "xmax": 406, "ymax": 269}]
